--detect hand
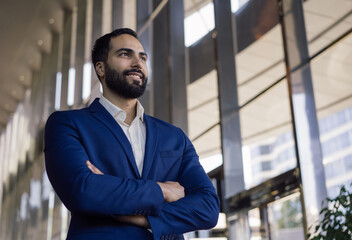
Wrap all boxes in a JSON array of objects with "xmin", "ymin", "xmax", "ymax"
[
  {"xmin": 86, "ymin": 161, "xmax": 104, "ymax": 175},
  {"xmin": 115, "ymin": 215, "xmax": 150, "ymax": 228},
  {"xmin": 157, "ymin": 181, "xmax": 185, "ymax": 203}
]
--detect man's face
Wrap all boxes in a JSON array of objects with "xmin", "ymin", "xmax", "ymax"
[{"xmin": 103, "ymin": 34, "xmax": 148, "ymax": 99}]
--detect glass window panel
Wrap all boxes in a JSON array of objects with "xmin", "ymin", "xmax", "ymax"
[
  {"xmin": 183, "ymin": 0, "xmax": 214, "ymax": 47},
  {"xmin": 236, "ymin": 24, "xmax": 286, "ymax": 106},
  {"xmin": 309, "ymin": 32, "xmax": 352, "ymax": 198},
  {"xmin": 55, "ymin": 73, "xmax": 62, "ymax": 110},
  {"xmin": 268, "ymin": 193, "xmax": 305, "ymax": 240},
  {"xmin": 187, "ymin": 70, "xmax": 221, "ymax": 173},
  {"xmin": 248, "ymin": 208, "xmax": 261, "ymax": 240},
  {"xmin": 231, "ymin": 0, "xmax": 250, "ymax": 13},
  {"xmin": 228, "ymin": 211, "xmax": 250, "ymax": 240},
  {"xmin": 67, "ymin": 68, "xmax": 76, "ymax": 106},
  {"xmin": 240, "ymin": 80, "xmax": 296, "ymax": 188},
  {"xmin": 303, "ymin": 0, "xmax": 352, "ymax": 56}
]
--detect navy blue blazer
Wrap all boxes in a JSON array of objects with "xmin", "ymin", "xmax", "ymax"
[{"xmin": 44, "ymin": 98, "xmax": 219, "ymax": 240}]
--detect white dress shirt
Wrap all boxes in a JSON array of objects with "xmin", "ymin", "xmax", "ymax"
[{"xmin": 99, "ymin": 96, "xmax": 146, "ymax": 176}]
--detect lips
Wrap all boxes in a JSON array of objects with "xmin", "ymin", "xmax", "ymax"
[
  {"xmin": 124, "ymin": 70, "xmax": 145, "ymax": 81},
  {"xmin": 126, "ymin": 72, "xmax": 142, "ymax": 80}
]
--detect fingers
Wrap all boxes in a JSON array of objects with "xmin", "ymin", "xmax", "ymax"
[
  {"xmin": 157, "ymin": 181, "xmax": 185, "ymax": 203},
  {"xmin": 115, "ymin": 215, "xmax": 150, "ymax": 228},
  {"xmin": 86, "ymin": 160, "xmax": 104, "ymax": 175}
]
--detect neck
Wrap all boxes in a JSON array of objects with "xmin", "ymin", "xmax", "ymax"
[{"xmin": 103, "ymin": 89, "xmax": 137, "ymax": 125}]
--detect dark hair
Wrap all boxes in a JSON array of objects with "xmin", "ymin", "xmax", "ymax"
[{"xmin": 91, "ymin": 28, "xmax": 138, "ymax": 68}]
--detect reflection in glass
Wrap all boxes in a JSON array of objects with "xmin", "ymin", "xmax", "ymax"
[
  {"xmin": 268, "ymin": 193, "xmax": 304, "ymax": 240},
  {"xmin": 309, "ymin": 31, "xmax": 352, "ymax": 198},
  {"xmin": 240, "ymin": 80, "xmax": 296, "ymax": 188},
  {"xmin": 248, "ymin": 208, "xmax": 261, "ymax": 240},
  {"xmin": 231, "ymin": 0, "xmax": 250, "ymax": 13},
  {"xmin": 303, "ymin": 0, "xmax": 352, "ymax": 56},
  {"xmin": 228, "ymin": 212, "xmax": 250, "ymax": 240},
  {"xmin": 187, "ymin": 70, "xmax": 221, "ymax": 172},
  {"xmin": 236, "ymin": 25, "xmax": 286, "ymax": 106},
  {"xmin": 184, "ymin": 1, "xmax": 214, "ymax": 47}
]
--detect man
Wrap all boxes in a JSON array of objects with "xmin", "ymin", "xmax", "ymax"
[{"xmin": 44, "ymin": 28, "xmax": 219, "ymax": 240}]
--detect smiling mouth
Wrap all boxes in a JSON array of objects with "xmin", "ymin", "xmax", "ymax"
[{"xmin": 125, "ymin": 72, "xmax": 143, "ymax": 83}]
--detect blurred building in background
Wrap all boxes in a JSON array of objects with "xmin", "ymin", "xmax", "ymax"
[{"xmin": 0, "ymin": 0, "xmax": 351, "ymax": 239}]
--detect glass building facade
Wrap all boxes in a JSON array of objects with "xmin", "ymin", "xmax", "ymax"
[{"xmin": 0, "ymin": 0, "xmax": 351, "ymax": 239}]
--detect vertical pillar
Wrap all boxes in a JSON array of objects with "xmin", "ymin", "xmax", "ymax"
[
  {"xmin": 213, "ymin": 0, "xmax": 245, "ymax": 199},
  {"xmin": 152, "ymin": 0, "xmax": 170, "ymax": 122},
  {"xmin": 41, "ymin": 31, "xmax": 60, "ymax": 118},
  {"xmin": 137, "ymin": 0, "xmax": 153, "ymax": 115},
  {"xmin": 152, "ymin": 0, "xmax": 188, "ymax": 131},
  {"xmin": 60, "ymin": 9, "xmax": 73, "ymax": 110},
  {"xmin": 90, "ymin": 0, "xmax": 103, "ymax": 103},
  {"xmin": 74, "ymin": 0, "xmax": 88, "ymax": 107},
  {"xmin": 0, "ymin": 133, "xmax": 4, "ymax": 224},
  {"xmin": 260, "ymin": 207, "xmax": 271, "ymax": 239},
  {"xmin": 40, "ymin": 53, "xmax": 51, "ymax": 123},
  {"xmin": 48, "ymin": 32, "xmax": 60, "ymax": 114},
  {"xmin": 112, "ymin": 0, "xmax": 124, "ymax": 29},
  {"xmin": 28, "ymin": 71, "xmax": 40, "ymax": 139},
  {"xmin": 169, "ymin": 0, "xmax": 188, "ymax": 133},
  {"xmin": 279, "ymin": 0, "xmax": 327, "ymax": 233}
]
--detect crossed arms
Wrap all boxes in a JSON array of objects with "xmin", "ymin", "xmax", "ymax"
[
  {"xmin": 44, "ymin": 111, "xmax": 220, "ymax": 237},
  {"xmin": 86, "ymin": 160, "xmax": 185, "ymax": 228}
]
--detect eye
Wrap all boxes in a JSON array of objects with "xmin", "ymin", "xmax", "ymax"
[
  {"xmin": 119, "ymin": 52, "xmax": 129, "ymax": 57},
  {"xmin": 140, "ymin": 56, "xmax": 147, "ymax": 62}
]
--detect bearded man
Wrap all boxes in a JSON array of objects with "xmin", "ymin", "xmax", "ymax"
[{"xmin": 44, "ymin": 28, "xmax": 219, "ymax": 240}]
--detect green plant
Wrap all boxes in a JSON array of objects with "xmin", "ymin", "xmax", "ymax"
[{"xmin": 307, "ymin": 184, "xmax": 352, "ymax": 240}]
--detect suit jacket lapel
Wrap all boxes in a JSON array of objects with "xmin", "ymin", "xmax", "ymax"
[
  {"xmin": 142, "ymin": 115, "xmax": 158, "ymax": 179},
  {"xmin": 88, "ymin": 98, "xmax": 141, "ymax": 178}
]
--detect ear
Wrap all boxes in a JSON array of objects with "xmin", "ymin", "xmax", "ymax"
[{"xmin": 95, "ymin": 62, "xmax": 105, "ymax": 79}]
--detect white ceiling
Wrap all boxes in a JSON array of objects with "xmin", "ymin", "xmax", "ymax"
[{"xmin": 0, "ymin": 0, "xmax": 74, "ymax": 132}]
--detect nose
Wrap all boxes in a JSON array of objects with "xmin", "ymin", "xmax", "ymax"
[{"xmin": 131, "ymin": 55, "xmax": 142, "ymax": 69}]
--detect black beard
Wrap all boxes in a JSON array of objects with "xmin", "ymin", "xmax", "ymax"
[{"xmin": 104, "ymin": 64, "xmax": 147, "ymax": 99}]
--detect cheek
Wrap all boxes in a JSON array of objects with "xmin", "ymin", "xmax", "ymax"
[{"xmin": 142, "ymin": 66, "xmax": 148, "ymax": 77}]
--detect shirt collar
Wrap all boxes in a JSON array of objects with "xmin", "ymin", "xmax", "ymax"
[{"xmin": 99, "ymin": 95, "xmax": 144, "ymax": 124}]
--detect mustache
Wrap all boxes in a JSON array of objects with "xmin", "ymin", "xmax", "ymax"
[{"xmin": 123, "ymin": 69, "xmax": 146, "ymax": 79}]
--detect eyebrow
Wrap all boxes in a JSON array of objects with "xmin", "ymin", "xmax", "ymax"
[{"xmin": 115, "ymin": 48, "xmax": 148, "ymax": 58}]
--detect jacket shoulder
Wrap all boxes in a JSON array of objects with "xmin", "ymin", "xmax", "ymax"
[
  {"xmin": 47, "ymin": 106, "xmax": 90, "ymax": 119},
  {"xmin": 145, "ymin": 115, "xmax": 181, "ymax": 130},
  {"xmin": 145, "ymin": 115, "xmax": 187, "ymax": 142}
]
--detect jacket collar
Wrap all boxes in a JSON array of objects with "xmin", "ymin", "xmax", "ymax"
[
  {"xmin": 89, "ymin": 98, "xmax": 140, "ymax": 178},
  {"xmin": 88, "ymin": 98, "xmax": 158, "ymax": 179},
  {"xmin": 141, "ymin": 114, "xmax": 158, "ymax": 179}
]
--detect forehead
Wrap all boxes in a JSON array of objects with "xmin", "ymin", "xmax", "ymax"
[{"xmin": 109, "ymin": 34, "xmax": 145, "ymax": 53}]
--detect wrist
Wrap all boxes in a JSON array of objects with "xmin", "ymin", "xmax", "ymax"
[{"xmin": 157, "ymin": 182, "xmax": 168, "ymax": 201}]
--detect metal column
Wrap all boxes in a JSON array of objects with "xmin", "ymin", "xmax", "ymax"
[
  {"xmin": 112, "ymin": 0, "xmax": 124, "ymax": 29},
  {"xmin": 60, "ymin": 9, "xmax": 73, "ymax": 110},
  {"xmin": 74, "ymin": 0, "xmax": 88, "ymax": 107},
  {"xmin": 152, "ymin": 0, "xmax": 188, "ymax": 132},
  {"xmin": 152, "ymin": 0, "xmax": 170, "ymax": 123},
  {"xmin": 137, "ymin": 0, "xmax": 154, "ymax": 115},
  {"xmin": 169, "ymin": 0, "xmax": 188, "ymax": 133},
  {"xmin": 90, "ymin": 0, "xmax": 103, "ymax": 103},
  {"xmin": 279, "ymin": 0, "xmax": 327, "ymax": 233},
  {"xmin": 47, "ymin": 32, "xmax": 60, "ymax": 115},
  {"xmin": 213, "ymin": 0, "xmax": 245, "ymax": 199}
]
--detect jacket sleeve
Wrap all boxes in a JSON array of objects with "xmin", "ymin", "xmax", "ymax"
[
  {"xmin": 147, "ymin": 131, "xmax": 220, "ymax": 238},
  {"xmin": 44, "ymin": 111, "xmax": 164, "ymax": 217}
]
